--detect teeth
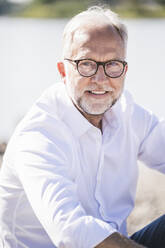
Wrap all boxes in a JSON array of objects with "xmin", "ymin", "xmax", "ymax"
[{"xmin": 91, "ymin": 91, "xmax": 106, "ymax": 94}]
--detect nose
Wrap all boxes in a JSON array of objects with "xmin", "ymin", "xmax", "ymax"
[{"xmin": 91, "ymin": 65, "xmax": 108, "ymax": 83}]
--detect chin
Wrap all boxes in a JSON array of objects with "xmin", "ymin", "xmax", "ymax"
[
  {"xmin": 79, "ymin": 102, "xmax": 113, "ymax": 116},
  {"xmin": 83, "ymin": 96, "xmax": 119, "ymax": 113}
]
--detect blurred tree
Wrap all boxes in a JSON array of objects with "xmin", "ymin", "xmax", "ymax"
[
  {"xmin": 98, "ymin": 0, "xmax": 119, "ymax": 5},
  {"xmin": 156, "ymin": 0, "xmax": 165, "ymax": 4},
  {"xmin": 36, "ymin": 0, "xmax": 56, "ymax": 4},
  {"xmin": 0, "ymin": 0, "xmax": 11, "ymax": 14},
  {"xmin": 125, "ymin": 0, "xmax": 141, "ymax": 5},
  {"xmin": 34, "ymin": 0, "xmax": 89, "ymax": 6},
  {"xmin": 101, "ymin": 0, "xmax": 143, "ymax": 8}
]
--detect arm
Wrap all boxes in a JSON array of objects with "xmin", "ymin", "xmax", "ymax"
[
  {"xmin": 95, "ymin": 232, "xmax": 146, "ymax": 248},
  {"xmin": 15, "ymin": 129, "xmax": 117, "ymax": 248},
  {"xmin": 133, "ymin": 103, "xmax": 165, "ymax": 172}
]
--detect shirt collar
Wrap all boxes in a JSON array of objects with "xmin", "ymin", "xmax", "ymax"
[
  {"xmin": 59, "ymin": 84, "xmax": 93, "ymax": 138},
  {"xmin": 103, "ymin": 98, "xmax": 121, "ymax": 131},
  {"xmin": 58, "ymin": 84, "xmax": 125, "ymax": 137},
  {"xmin": 103, "ymin": 91, "xmax": 129, "ymax": 131}
]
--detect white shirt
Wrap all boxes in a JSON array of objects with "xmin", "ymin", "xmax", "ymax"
[{"xmin": 0, "ymin": 83, "xmax": 165, "ymax": 248}]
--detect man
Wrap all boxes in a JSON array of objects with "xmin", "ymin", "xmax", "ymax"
[{"xmin": 0, "ymin": 6, "xmax": 165, "ymax": 248}]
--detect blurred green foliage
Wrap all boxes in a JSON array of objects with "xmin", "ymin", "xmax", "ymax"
[
  {"xmin": 1, "ymin": 0, "xmax": 165, "ymax": 17},
  {"xmin": 20, "ymin": 0, "xmax": 89, "ymax": 18},
  {"xmin": 157, "ymin": 0, "xmax": 165, "ymax": 4},
  {"xmin": 0, "ymin": 0, "xmax": 11, "ymax": 14}
]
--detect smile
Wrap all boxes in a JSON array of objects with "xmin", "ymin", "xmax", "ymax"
[
  {"xmin": 86, "ymin": 90, "xmax": 111, "ymax": 100},
  {"xmin": 88, "ymin": 90, "xmax": 107, "ymax": 95}
]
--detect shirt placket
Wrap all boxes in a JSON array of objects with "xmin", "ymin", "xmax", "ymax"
[
  {"xmin": 94, "ymin": 127, "xmax": 119, "ymax": 231},
  {"xmin": 92, "ymin": 130, "xmax": 107, "ymax": 220}
]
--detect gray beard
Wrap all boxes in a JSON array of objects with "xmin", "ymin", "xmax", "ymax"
[{"xmin": 77, "ymin": 97, "xmax": 118, "ymax": 116}]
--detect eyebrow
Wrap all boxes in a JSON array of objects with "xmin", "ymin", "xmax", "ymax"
[{"xmin": 71, "ymin": 58, "xmax": 126, "ymax": 62}]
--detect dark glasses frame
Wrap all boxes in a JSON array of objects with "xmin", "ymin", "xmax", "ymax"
[{"xmin": 64, "ymin": 58, "xmax": 127, "ymax": 78}]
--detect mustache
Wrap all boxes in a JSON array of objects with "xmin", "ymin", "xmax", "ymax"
[{"xmin": 84, "ymin": 85, "xmax": 114, "ymax": 92}]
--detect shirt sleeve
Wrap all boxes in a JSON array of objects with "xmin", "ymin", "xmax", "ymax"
[
  {"xmin": 15, "ymin": 127, "xmax": 117, "ymax": 248},
  {"xmin": 136, "ymin": 106, "xmax": 165, "ymax": 173}
]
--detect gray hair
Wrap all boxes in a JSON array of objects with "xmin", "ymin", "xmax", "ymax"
[{"xmin": 62, "ymin": 6, "xmax": 128, "ymax": 58}]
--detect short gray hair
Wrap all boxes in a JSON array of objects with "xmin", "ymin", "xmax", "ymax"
[{"xmin": 62, "ymin": 6, "xmax": 128, "ymax": 58}]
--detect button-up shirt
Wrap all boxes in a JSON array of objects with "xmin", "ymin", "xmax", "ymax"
[{"xmin": 0, "ymin": 83, "xmax": 165, "ymax": 248}]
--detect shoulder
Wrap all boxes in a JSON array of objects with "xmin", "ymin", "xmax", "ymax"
[
  {"xmin": 120, "ymin": 90, "xmax": 157, "ymax": 121},
  {"xmin": 121, "ymin": 90, "xmax": 160, "ymax": 142},
  {"xmin": 4, "ymin": 83, "xmax": 74, "ymax": 164}
]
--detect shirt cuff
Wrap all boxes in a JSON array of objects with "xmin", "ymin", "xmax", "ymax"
[{"xmin": 90, "ymin": 218, "xmax": 117, "ymax": 247}]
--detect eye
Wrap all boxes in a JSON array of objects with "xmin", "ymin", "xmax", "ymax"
[
  {"xmin": 79, "ymin": 60, "xmax": 94, "ymax": 67},
  {"xmin": 106, "ymin": 61, "xmax": 123, "ymax": 71},
  {"xmin": 79, "ymin": 60, "xmax": 96, "ymax": 72},
  {"xmin": 106, "ymin": 61, "xmax": 121, "ymax": 67}
]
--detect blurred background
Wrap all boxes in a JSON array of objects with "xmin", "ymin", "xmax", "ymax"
[
  {"xmin": 1, "ymin": 0, "xmax": 165, "ymax": 18},
  {"xmin": 1, "ymin": 0, "xmax": 165, "ymax": 142},
  {"xmin": 1, "ymin": 0, "xmax": 165, "ymax": 236}
]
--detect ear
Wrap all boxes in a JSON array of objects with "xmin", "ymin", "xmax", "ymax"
[
  {"xmin": 57, "ymin": 62, "xmax": 66, "ymax": 80},
  {"xmin": 124, "ymin": 63, "xmax": 128, "ymax": 75}
]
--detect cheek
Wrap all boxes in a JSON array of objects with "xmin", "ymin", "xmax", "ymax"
[
  {"xmin": 111, "ymin": 78, "xmax": 124, "ymax": 92},
  {"xmin": 70, "ymin": 76, "xmax": 90, "ymax": 93},
  {"xmin": 65, "ymin": 70, "xmax": 78, "ymax": 89},
  {"xmin": 66, "ymin": 76, "xmax": 84, "ymax": 98}
]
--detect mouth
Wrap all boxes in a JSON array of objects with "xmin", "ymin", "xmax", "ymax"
[
  {"xmin": 88, "ymin": 90, "xmax": 109, "ymax": 95},
  {"xmin": 85, "ymin": 90, "xmax": 112, "ymax": 99},
  {"xmin": 89, "ymin": 90, "xmax": 107, "ymax": 95}
]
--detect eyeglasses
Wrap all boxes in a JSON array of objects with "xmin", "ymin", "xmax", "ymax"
[{"xmin": 64, "ymin": 58, "xmax": 127, "ymax": 78}]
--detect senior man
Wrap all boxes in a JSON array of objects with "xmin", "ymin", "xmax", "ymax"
[{"xmin": 0, "ymin": 6, "xmax": 165, "ymax": 248}]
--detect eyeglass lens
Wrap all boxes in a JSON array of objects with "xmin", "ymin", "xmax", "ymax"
[{"xmin": 78, "ymin": 60, "xmax": 125, "ymax": 78}]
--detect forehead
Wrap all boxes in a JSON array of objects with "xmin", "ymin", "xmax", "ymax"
[{"xmin": 64, "ymin": 23, "xmax": 125, "ymax": 59}]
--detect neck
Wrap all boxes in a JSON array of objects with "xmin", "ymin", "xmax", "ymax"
[
  {"xmin": 82, "ymin": 112, "xmax": 103, "ymax": 131},
  {"xmin": 71, "ymin": 100, "xmax": 103, "ymax": 131}
]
